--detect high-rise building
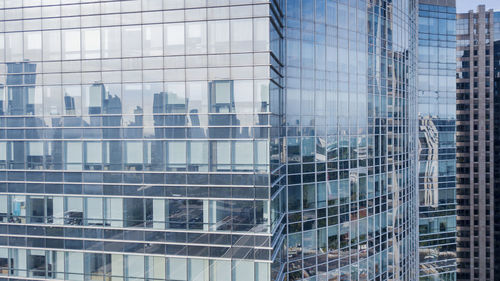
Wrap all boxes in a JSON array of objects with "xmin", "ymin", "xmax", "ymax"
[
  {"xmin": 493, "ymin": 11, "xmax": 500, "ymax": 279},
  {"xmin": 0, "ymin": 1, "xmax": 418, "ymax": 280},
  {"xmin": 417, "ymin": 1, "xmax": 457, "ymax": 280},
  {"xmin": 456, "ymin": 5, "xmax": 496, "ymax": 281}
]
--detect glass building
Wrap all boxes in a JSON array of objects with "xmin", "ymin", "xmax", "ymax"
[
  {"xmin": 0, "ymin": 0, "xmax": 418, "ymax": 280},
  {"xmin": 417, "ymin": 1, "xmax": 457, "ymax": 280}
]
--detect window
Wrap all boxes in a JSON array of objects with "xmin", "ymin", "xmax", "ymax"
[
  {"xmin": 43, "ymin": 30, "xmax": 61, "ymax": 60},
  {"xmin": 0, "ymin": 248, "xmax": 8, "ymax": 275},
  {"xmin": 125, "ymin": 255, "xmax": 144, "ymax": 279},
  {"xmin": 163, "ymin": 82, "xmax": 186, "ymax": 113},
  {"xmin": 84, "ymin": 142, "xmax": 102, "ymax": 170},
  {"xmin": 85, "ymin": 198, "xmax": 103, "ymax": 226},
  {"xmin": 167, "ymin": 141, "xmax": 186, "ymax": 170},
  {"xmin": 28, "ymin": 250, "xmax": 47, "ymax": 277},
  {"xmin": 82, "ymin": 29, "xmax": 100, "ymax": 59},
  {"xmin": 121, "ymin": 26, "xmax": 142, "ymax": 57},
  {"xmin": 65, "ymin": 252, "xmax": 84, "ymax": 280},
  {"xmin": 62, "ymin": 30, "xmax": 81, "ymax": 60},
  {"xmin": 210, "ymin": 260, "xmax": 231, "ymax": 281},
  {"xmin": 167, "ymin": 199, "xmax": 187, "ymax": 229},
  {"xmin": 143, "ymin": 24, "xmax": 163, "ymax": 56},
  {"xmin": 208, "ymin": 21, "xmax": 229, "ymax": 54},
  {"xmin": 167, "ymin": 258, "xmax": 187, "ymax": 280},
  {"xmin": 186, "ymin": 22, "xmax": 206, "ymax": 54},
  {"xmin": 27, "ymin": 141, "xmax": 43, "ymax": 169},
  {"xmin": 165, "ymin": 23, "xmax": 185, "ymax": 55},
  {"xmin": 65, "ymin": 142, "xmax": 82, "ymax": 170},
  {"xmin": 210, "ymin": 81, "xmax": 233, "ymax": 113},
  {"xmin": 105, "ymin": 198, "xmax": 123, "ymax": 227},
  {"xmin": 188, "ymin": 259, "xmax": 208, "ymax": 281},
  {"xmin": 65, "ymin": 197, "xmax": 83, "ymax": 225},
  {"xmin": 188, "ymin": 141, "xmax": 208, "ymax": 171},
  {"xmin": 101, "ymin": 27, "xmax": 121, "ymax": 58},
  {"xmin": 231, "ymin": 19, "xmax": 253, "ymax": 52},
  {"xmin": 232, "ymin": 260, "xmax": 254, "ymax": 281},
  {"xmin": 0, "ymin": 195, "xmax": 7, "ymax": 222},
  {"xmin": 125, "ymin": 141, "xmax": 143, "ymax": 171}
]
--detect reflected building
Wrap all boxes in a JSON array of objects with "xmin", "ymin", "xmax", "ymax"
[
  {"xmin": 0, "ymin": 1, "xmax": 418, "ymax": 280},
  {"xmin": 417, "ymin": 1, "xmax": 457, "ymax": 280},
  {"xmin": 456, "ymin": 5, "xmax": 496, "ymax": 281}
]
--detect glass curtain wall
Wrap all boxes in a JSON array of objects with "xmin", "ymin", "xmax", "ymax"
[
  {"xmin": 0, "ymin": 0, "xmax": 284, "ymax": 280},
  {"xmin": 283, "ymin": 0, "xmax": 418, "ymax": 280},
  {"xmin": 417, "ymin": 2, "xmax": 457, "ymax": 281}
]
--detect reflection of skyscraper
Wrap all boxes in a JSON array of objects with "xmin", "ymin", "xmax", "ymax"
[
  {"xmin": 88, "ymin": 82, "xmax": 106, "ymax": 115},
  {"xmin": 418, "ymin": 1, "xmax": 457, "ymax": 280},
  {"xmin": 6, "ymin": 61, "xmax": 37, "ymax": 115}
]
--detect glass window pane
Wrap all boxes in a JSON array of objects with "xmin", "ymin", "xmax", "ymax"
[
  {"xmin": 233, "ymin": 141, "xmax": 253, "ymax": 170},
  {"xmin": 232, "ymin": 260, "xmax": 253, "ymax": 281},
  {"xmin": 105, "ymin": 198, "xmax": 123, "ymax": 227},
  {"xmin": 189, "ymin": 141, "xmax": 208, "ymax": 165},
  {"xmin": 85, "ymin": 142, "xmax": 102, "ymax": 164},
  {"xmin": 102, "ymin": 27, "xmax": 121, "ymax": 58},
  {"xmin": 122, "ymin": 83, "xmax": 142, "ymax": 116},
  {"xmin": 147, "ymin": 256, "xmax": 166, "ymax": 279},
  {"xmin": 62, "ymin": 29, "xmax": 81, "ymax": 60},
  {"xmin": 187, "ymin": 81, "xmax": 208, "ymax": 114},
  {"xmin": 214, "ymin": 141, "xmax": 230, "ymax": 171},
  {"xmin": 165, "ymin": 23, "xmax": 185, "ymax": 55},
  {"xmin": 126, "ymin": 141, "xmax": 143, "ymax": 164},
  {"xmin": 253, "ymin": 18, "xmax": 269, "ymax": 51},
  {"xmin": 167, "ymin": 258, "xmax": 187, "ymax": 280},
  {"xmin": 208, "ymin": 20, "xmax": 229, "ymax": 54},
  {"xmin": 231, "ymin": 19, "xmax": 252, "ymax": 53},
  {"xmin": 82, "ymin": 28, "xmax": 101, "ymax": 59},
  {"xmin": 0, "ymin": 142, "xmax": 5, "ymax": 162},
  {"xmin": 143, "ymin": 24, "xmax": 163, "ymax": 56},
  {"xmin": 210, "ymin": 260, "xmax": 230, "ymax": 281},
  {"xmin": 85, "ymin": 198, "xmax": 103, "ymax": 225},
  {"xmin": 163, "ymin": 82, "xmax": 186, "ymax": 113},
  {"xmin": 188, "ymin": 259, "xmax": 208, "ymax": 281},
  {"xmin": 255, "ymin": 262, "xmax": 269, "ymax": 281},
  {"xmin": 44, "ymin": 86, "xmax": 62, "ymax": 115},
  {"xmin": 65, "ymin": 142, "xmax": 82, "ymax": 170},
  {"xmin": 126, "ymin": 255, "xmax": 144, "ymax": 278},
  {"xmin": 233, "ymin": 80, "xmax": 253, "ymax": 113},
  {"xmin": 168, "ymin": 141, "xmax": 186, "ymax": 166},
  {"xmin": 122, "ymin": 26, "xmax": 142, "ymax": 57},
  {"xmin": 63, "ymin": 85, "xmax": 82, "ymax": 115},
  {"xmin": 152, "ymin": 199, "xmax": 165, "ymax": 229},
  {"xmin": 186, "ymin": 22, "xmax": 206, "ymax": 54},
  {"xmin": 66, "ymin": 252, "xmax": 84, "ymax": 279},
  {"xmin": 24, "ymin": 31, "xmax": 42, "ymax": 61},
  {"xmin": 5, "ymin": 32, "xmax": 23, "ymax": 61}
]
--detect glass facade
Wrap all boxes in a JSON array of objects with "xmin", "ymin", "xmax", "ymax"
[
  {"xmin": 282, "ymin": 0, "xmax": 418, "ymax": 279},
  {"xmin": 417, "ymin": 2, "xmax": 457, "ymax": 281},
  {"xmin": 0, "ymin": 0, "xmax": 418, "ymax": 280}
]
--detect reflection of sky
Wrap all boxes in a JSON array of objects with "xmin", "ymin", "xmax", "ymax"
[{"xmin": 456, "ymin": 0, "xmax": 500, "ymax": 12}]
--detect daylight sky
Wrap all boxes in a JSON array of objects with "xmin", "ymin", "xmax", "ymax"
[{"xmin": 456, "ymin": 0, "xmax": 500, "ymax": 13}]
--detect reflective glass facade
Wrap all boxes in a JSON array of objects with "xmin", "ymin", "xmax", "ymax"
[
  {"xmin": 417, "ymin": 1, "xmax": 457, "ymax": 280},
  {"xmin": 0, "ymin": 0, "xmax": 418, "ymax": 280},
  {"xmin": 283, "ymin": 0, "xmax": 418, "ymax": 280}
]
